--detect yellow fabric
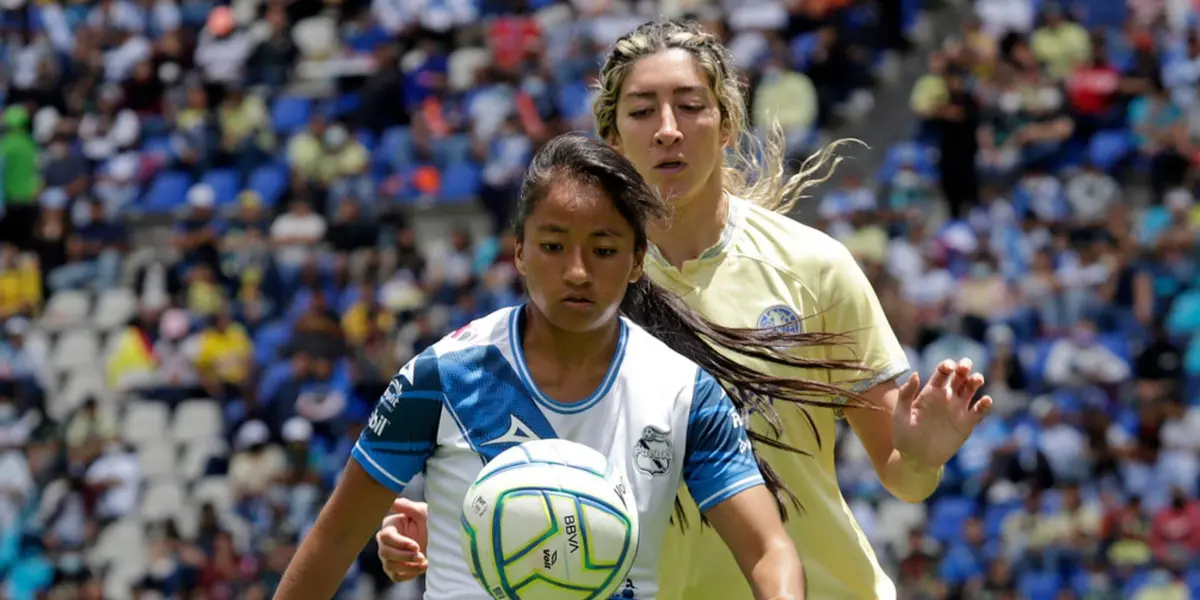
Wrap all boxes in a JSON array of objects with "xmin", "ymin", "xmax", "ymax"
[
  {"xmin": 219, "ymin": 95, "xmax": 276, "ymax": 151},
  {"xmin": 1031, "ymin": 22, "xmax": 1091, "ymax": 81},
  {"xmin": 105, "ymin": 328, "xmax": 157, "ymax": 389},
  {"xmin": 909, "ymin": 74, "xmax": 948, "ymax": 115},
  {"xmin": 0, "ymin": 261, "xmax": 41, "ymax": 317},
  {"xmin": 318, "ymin": 142, "xmax": 369, "ymax": 184},
  {"xmin": 194, "ymin": 324, "xmax": 253, "ymax": 384},
  {"xmin": 342, "ymin": 302, "xmax": 396, "ymax": 346},
  {"xmin": 753, "ymin": 72, "xmax": 818, "ymax": 131},
  {"xmin": 648, "ymin": 197, "xmax": 908, "ymax": 600}
]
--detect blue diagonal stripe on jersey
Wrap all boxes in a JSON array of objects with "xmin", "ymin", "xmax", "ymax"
[{"xmin": 438, "ymin": 345, "xmax": 560, "ymax": 462}]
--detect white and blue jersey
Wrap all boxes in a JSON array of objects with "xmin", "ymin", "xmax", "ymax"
[{"xmin": 352, "ymin": 306, "xmax": 763, "ymax": 600}]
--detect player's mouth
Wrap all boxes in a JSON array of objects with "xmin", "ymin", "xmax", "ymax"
[
  {"xmin": 561, "ymin": 295, "xmax": 595, "ymax": 309},
  {"xmin": 654, "ymin": 159, "xmax": 686, "ymax": 174}
]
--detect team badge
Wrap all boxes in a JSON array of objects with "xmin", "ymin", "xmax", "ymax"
[
  {"xmin": 758, "ymin": 305, "xmax": 802, "ymax": 334},
  {"xmin": 633, "ymin": 426, "xmax": 673, "ymax": 477}
]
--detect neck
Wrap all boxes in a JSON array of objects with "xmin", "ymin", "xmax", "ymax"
[
  {"xmin": 648, "ymin": 179, "xmax": 728, "ymax": 269},
  {"xmin": 521, "ymin": 305, "xmax": 621, "ymax": 369}
]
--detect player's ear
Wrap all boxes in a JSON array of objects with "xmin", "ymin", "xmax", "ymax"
[
  {"xmin": 629, "ymin": 248, "xmax": 644, "ymax": 283},
  {"xmin": 514, "ymin": 239, "xmax": 526, "ymax": 276}
]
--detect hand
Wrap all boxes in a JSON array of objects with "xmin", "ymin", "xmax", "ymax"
[
  {"xmin": 893, "ymin": 359, "xmax": 993, "ymax": 469},
  {"xmin": 377, "ymin": 498, "xmax": 429, "ymax": 582}
]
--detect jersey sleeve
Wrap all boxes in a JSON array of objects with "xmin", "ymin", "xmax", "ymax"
[
  {"xmin": 351, "ymin": 350, "xmax": 444, "ymax": 495},
  {"xmin": 682, "ymin": 370, "xmax": 765, "ymax": 513},
  {"xmin": 817, "ymin": 240, "xmax": 910, "ymax": 417}
]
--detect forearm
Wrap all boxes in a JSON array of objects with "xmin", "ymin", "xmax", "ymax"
[
  {"xmin": 276, "ymin": 461, "xmax": 398, "ymax": 599},
  {"xmin": 746, "ymin": 541, "xmax": 806, "ymax": 600},
  {"xmin": 275, "ymin": 514, "xmax": 363, "ymax": 599},
  {"xmin": 880, "ymin": 450, "xmax": 943, "ymax": 503}
]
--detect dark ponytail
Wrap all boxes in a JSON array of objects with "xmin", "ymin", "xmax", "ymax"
[
  {"xmin": 514, "ymin": 133, "xmax": 878, "ymax": 525},
  {"xmin": 620, "ymin": 277, "xmax": 876, "ymax": 525}
]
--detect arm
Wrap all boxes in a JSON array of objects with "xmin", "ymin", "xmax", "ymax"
[
  {"xmin": 277, "ymin": 351, "xmax": 444, "ymax": 598},
  {"xmin": 811, "ymin": 242, "xmax": 935, "ymax": 502},
  {"xmin": 683, "ymin": 371, "xmax": 804, "ymax": 600},
  {"xmin": 707, "ymin": 486, "xmax": 805, "ymax": 600},
  {"xmin": 276, "ymin": 460, "xmax": 397, "ymax": 599},
  {"xmin": 844, "ymin": 381, "xmax": 943, "ymax": 503}
]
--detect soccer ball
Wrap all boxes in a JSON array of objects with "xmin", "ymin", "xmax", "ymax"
[{"xmin": 459, "ymin": 439, "xmax": 639, "ymax": 600}]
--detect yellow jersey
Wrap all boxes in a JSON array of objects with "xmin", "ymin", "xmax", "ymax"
[{"xmin": 646, "ymin": 196, "xmax": 909, "ymax": 600}]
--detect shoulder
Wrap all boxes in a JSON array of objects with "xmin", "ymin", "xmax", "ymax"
[
  {"xmin": 425, "ymin": 306, "xmax": 515, "ymax": 357},
  {"xmin": 731, "ymin": 197, "xmax": 864, "ymax": 294},
  {"xmin": 618, "ymin": 318, "xmax": 706, "ymax": 397}
]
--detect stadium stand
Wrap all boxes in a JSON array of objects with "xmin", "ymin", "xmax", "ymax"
[{"xmin": 0, "ymin": 0, "xmax": 1197, "ymax": 599}]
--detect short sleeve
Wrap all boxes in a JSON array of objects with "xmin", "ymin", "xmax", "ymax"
[
  {"xmin": 351, "ymin": 350, "xmax": 444, "ymax": 494},
  {"xmin": 817, "ymin": 241, "xmax": 911, "ymax": 416},
  {"xmin": 682, "ymin": 370, "xmax": 764, "ymax": 513}
]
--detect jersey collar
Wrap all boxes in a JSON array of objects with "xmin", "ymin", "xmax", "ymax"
[
  {"xmin": 646, "ymin": 194, "xmax": 745, "ymax": 272},
  {"xmin": 507, "ymin": 306, "xmax": 629, "ymax": 415}
]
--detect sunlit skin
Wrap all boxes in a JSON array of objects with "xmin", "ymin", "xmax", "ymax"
[
  {"xmin": 609, "ymin": 49, "xmax": 729, "ymax": 265},
  {"xmin": 515, "ymin": 178, "xmax": 647, "ymax": 403}
]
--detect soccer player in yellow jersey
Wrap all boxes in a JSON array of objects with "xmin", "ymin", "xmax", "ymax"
[{"xmin": 372, "ymin": 19, "xmax": 993, "ymax": 600}]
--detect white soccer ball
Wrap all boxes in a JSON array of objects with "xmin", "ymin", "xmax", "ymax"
[{"xmin": 459, "ymin": 439, "xmax": 640, "ymax": 600}]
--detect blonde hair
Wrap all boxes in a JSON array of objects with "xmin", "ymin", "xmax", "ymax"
[{"xmin": 593, "ymin": 19, "xmax": 860, "ymax": 214}]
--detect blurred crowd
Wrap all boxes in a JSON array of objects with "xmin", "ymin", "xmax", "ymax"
[
  {"xmin": 824, "ymin": 0, "xmax": 1200, "ymax": 598},
  {"xmin": 0, "ymin": 0, "xmax": 907, "ymax": 598}
]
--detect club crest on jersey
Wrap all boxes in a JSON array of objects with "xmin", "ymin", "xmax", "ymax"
[
  {"xmin": 758, "ymin": 305, "xmax": 802, "ymax": 334},
  {"xmin": 633, "ymin": 426, "xmax": 673, "ymax": 477}
]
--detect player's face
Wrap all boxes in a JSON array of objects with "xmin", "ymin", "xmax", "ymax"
[
  {"xmin": 516, "ymin": 180, "xmax": 644, "ymax": 333},
  {"xmin": 610, "ymin": 49, "xmax": 725, "ymax": 206}
]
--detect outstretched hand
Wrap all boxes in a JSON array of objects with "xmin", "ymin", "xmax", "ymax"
[{"xmin": 892, "ymin": 358, "xmax": 993, "ymax": 470}]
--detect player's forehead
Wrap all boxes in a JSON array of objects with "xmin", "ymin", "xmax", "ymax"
[
  {"xmin": 619, "ymin": 49, "xmax": 713, "ymax": 102},
  {"xmin": 529, "ymin": 179, "xmax": 633, "ymax": 237}
]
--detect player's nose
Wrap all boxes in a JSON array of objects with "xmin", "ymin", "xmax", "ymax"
[
  {"xmin": 562, "ymin": 248, "xmax": 591, "ymax": 286},
  {"xmin": 653, "ymin": 107, "xmax": 682, "ymax": 146}
]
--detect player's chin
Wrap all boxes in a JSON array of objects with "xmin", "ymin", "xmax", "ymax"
[{"xmin": 546, "ymin": 302, "xmax": 616, "ymax": 332}]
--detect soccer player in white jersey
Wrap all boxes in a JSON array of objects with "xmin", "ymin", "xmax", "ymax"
[
  {"xmin": 376, "ymin": 19, "xmax": 994, "ymax": 600},
  {"xmin": 275, "ymin": 133, "xmax": 896, "ymax": 599}
]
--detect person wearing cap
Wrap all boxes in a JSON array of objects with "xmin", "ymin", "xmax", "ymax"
[
  {"xmin": 0, "ymin": 105, "xmax": 42, "ymax": 252},
  {"xmin": 172, "ymin": 183, "xmax": 223, "ymax": 278}
]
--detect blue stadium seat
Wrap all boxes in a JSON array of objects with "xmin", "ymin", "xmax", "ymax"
[
  {"xmin": 139, "ymin": 170, "xmax": 194, "ymax": 213},
  {"xmin": 141, "ymin": 135, "xmax": 173, "ymax": 158},
  {"xmin": 878, "ymin": 142, "xmax": 938, "ymax": 185},
  {"xmin": 325, "ymin": 93, "xmax": 361, "ymax": 120},
  {"xmin": 380, "ymin": 126, "xmax": 415, "ymax": 172},
  {"xmin": 440, "ymin": 162, "xmax": 482, "ymax": 202},
  {"xmin": 201, "ymin": 169, "xmax": 242, "ymax": 209},
  {"xmin": 1087, "ymin": 130, "xmax": 1134, "ymax": 172},
  {"xmin": 1019, "ymin": 572, "xmax": 1062, "ymax": 598},
  {"xmin": 253, "ymin": 320, "xmax": 292, "ymax": 367},
  {"xmin": 556, "ymin": 81, "xmax": 593, "ymax": 121},
  {"xmin": 789, "ymin": 33, "xmax": 819, "ymax": 70},
  {"xmin": 271, "ymin": 95, "xmax": 312, "ymax": 134},
  {"xmin": 247, "ymin": 162, "xmax": 289, "ymax": 208},
  {"xmin": 982, "ymin": 500, "xmax": 1020, "ymax": 538},
  {"xmin": 928, "ymin": 496, "xmax": 974, "ymax": 542},
  {"xmin": 433, "ymin": 134, "xmax": 473, "ymax": 168}
]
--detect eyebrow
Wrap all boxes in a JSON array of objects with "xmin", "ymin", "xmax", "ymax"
[
  {"xmin": 536, "ymin": 224, "xmax": 625, "ymax": 238},
  {"xmin": 623, "ymin": 85, "xmax": 707, "ymax": 101}
]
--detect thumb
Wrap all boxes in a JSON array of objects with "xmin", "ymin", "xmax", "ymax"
[{"xmin": 897, "ymin": 372, "xmax": 920, "ymax": 410}]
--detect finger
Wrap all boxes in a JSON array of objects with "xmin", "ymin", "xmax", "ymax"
[
  {"xmin": 959, "ymin": 373, "xmax": 985, "ymax": 404},
  {"xmin": 970, "ymin": 395, "xmax": 994, "ymax": 422},
  {"xmin": 950, "ymin": 358, "xmax": 973, "ymax": 393},
  {"xmin": 897, "ymin": 372, "xmax": 920, "ymax": 410},
  {"xmin": 928, "ymin": 360, "xmax": 954, "ymax": 389},
  {"xmin": 377, "ymin": 529, "xmax": 421, "ymax": 553},
  {"xmin": 378, "ymin": 545, "xmax": 423, "ymax": 563},
  {"xmin": 384, "ymin": 560, "xmax": 429, "ymax": 582}
]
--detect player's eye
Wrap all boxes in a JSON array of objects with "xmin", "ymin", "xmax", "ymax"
[
  {"xmin": 539, "ymin": 242, "xmax": 563, "ymax": 253},
  {"xmin": 628, "ymin": 108, "xmax": 652, "ymax": 118},
  {"xmin": 594, "ymin": 247, "xmax": 618, "ymax": 257},
  {"xmin": 680, "ymin": 104, "xmax": 704, "ymax": 112}
]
